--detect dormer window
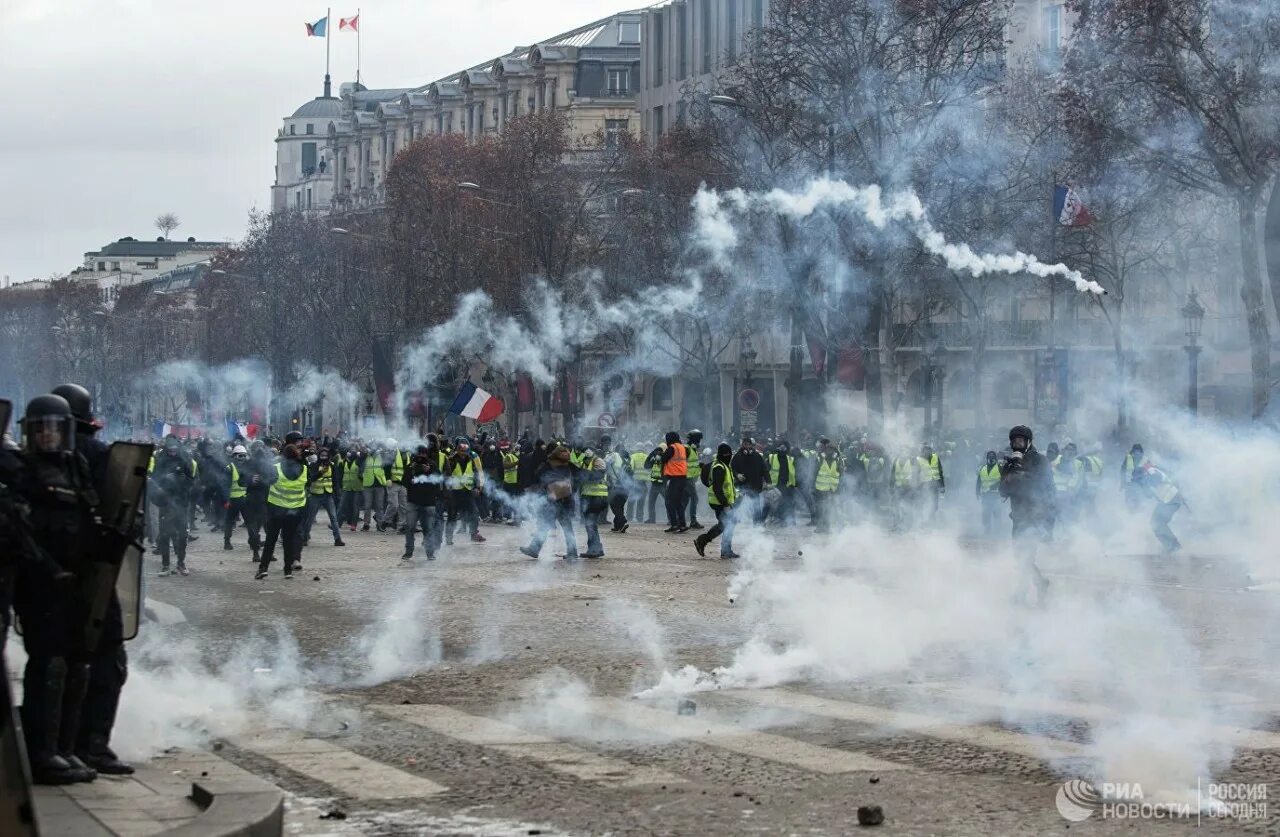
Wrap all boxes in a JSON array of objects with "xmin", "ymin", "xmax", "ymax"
[
  {"xmin": 289, "ymin": 124, "xmax": 296, "ymax": 135},
  {"xmin": 619, "ymin": 21, "xmax": 641, "ymax": 44}
]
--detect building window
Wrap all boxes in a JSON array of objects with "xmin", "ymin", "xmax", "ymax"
[
  {"xmin": 653, "ymin": 11, "xmax": 664, "ymax": 87},
  {"xmin": 619, "ymin": 20, "xmax": 641, "ymax": 44},
  {"xmin": 727, "ymin": 0, "xmax": 738, "ymax": 62},
  {"xmin": 97, "ymin": 261, "xmax": 106, "ymax": 271},
  {"xmin": 289, "ymin": 124, "xmax": 296, "ymax": 135},
  {"xmin": 652, "ymin": 378, "xmax": 674, "ymax": 411},
  {"xmin": 111, "ymin": 261, "xmax": 120, "ymax": 271},
  {"xmin": 305, "ymin": 123, "xmax": 314, "ymax": 134},
  {"xmin": 701, "ymin": 0, "xmax": 713, "ymax": 73},
  {"xmin": 608, "ymin": 67, "xmax": 630, "ymax": 94},
  {"xmin": 605, "ymin": 118, "xmax": 629, "ymax": 149},
  {"xmin": 995, "ymin": 373, "xmax": 1028, "ymax": 409},
  {"xmin": 306, "ymin": 187, "xmax": 312, "ymax": 208},
  {"xmin": 302, "ymin": 142, "xmax": 318, "ymax": 175},
  {"xmin": 677, "ymin": 4, "xmax": 688, "ymax": 80},
  {"xmin": 295, "ymin": 190, "xmax": 302, "ymax": 207},
  {"xmin": 752, "ymin": 0, "xmax": 764, "ymax": 29},
  {"xmin": 1046, "ymin": 4, "xmax": 1061, "ymax": 52},
  {"xmin": 653, "ymin": 105, "xmax": 665, "ymax": 137}
]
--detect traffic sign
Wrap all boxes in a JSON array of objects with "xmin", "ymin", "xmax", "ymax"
[{"xmin": 598, "ymin": 412, "xmax": 616, "ymax": 428}]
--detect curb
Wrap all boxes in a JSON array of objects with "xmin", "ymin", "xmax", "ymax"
[{"xmin": 161, "ymin": 780, "xmax": 283, "ymax": 837}]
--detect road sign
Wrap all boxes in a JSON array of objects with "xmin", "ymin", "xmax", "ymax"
[
  {"xmin": 737, "ymin": 389, "xmax": 761, "ymax": 411},
  {"xmin": 598, "ymin": 412, "xmax": 616, "ymax": 428}
]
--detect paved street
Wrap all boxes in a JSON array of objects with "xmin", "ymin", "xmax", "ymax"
[{"xmin": 99, "ymin": 514, "xmax": 1279, "ymax": 835}]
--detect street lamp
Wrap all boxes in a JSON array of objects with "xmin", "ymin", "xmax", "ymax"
[{"xmin": 1181, "ymin": 290, "xmax": 1205, "ymax": 414}]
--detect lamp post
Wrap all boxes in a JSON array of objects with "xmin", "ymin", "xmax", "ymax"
[
  {"xmin": 1181, "ymin": 290, "xmax": 1205, "ymax": 414},
  {"xmin": 737, "ymin": 336, "xmax": 758, "ymax": 435}
]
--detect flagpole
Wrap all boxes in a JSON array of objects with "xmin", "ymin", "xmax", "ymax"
[
  {"xmin": 325, "ymin": 6, "xmax": 332, "ymax": 96},
  {"xmin": 356, "ymin": 8, "xmax": 362, "ymax": 85}
]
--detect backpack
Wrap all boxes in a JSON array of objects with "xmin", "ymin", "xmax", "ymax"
[{"xmin": 700, "ymin": 461, "xmax": 713, "ymax": 488}]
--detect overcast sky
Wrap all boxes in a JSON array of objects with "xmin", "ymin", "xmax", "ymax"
[{"xmin": 0, "ymin": 0, "xmax": 628, "ymax": 284}]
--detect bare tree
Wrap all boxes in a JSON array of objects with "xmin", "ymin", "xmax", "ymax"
[{"xmin": 154, "ymin": 212, "xmax": 181, "ymax": 240}]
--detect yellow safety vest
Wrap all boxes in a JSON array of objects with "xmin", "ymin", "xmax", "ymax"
[
  {"xmin": 629, "ymin": 451, "xmax": 649, "ymax": 477},
  {"xmin": 686, "ymin": 444, "xmax": 701, "ymax": 480},
  {"xmin": 580, "ymin": 456, "xmax": 608, "ymax": 497},
  {"xmin": 917, "ymin": 454, "xmax": 942, "ymax": 483},
  {"xmin": 503, "ymin": 452, "xmax": 519, "ymax": 484},
  {"xmin": 1052, "ymin": 456, "xmax": 1083, "ymax": 492},
  {"xmin": 1123, "ymin": 453, "xmax": 1149, "ymax": 480},
  {"xmin": 389, "ymin": 451, "xmax": 405, "ymax": 482},
  {"xmin": 768, "ymin": 453, "xmax": 797, "ymax": 488},
  {"xmin": 649, "ymin": 448, "xmax": 663, "ymax": 482},
  {"xmin": 341, "ymin": 458, "xmax": 362, "ymax": 490},
  {"xmin": 361, "ymin": 457, "xmax": 378, "ymax": 488},
  {"xmin": 1084, "ymin": 455, "xmax": 1103, "ymax": 488},
  {"xmin": 268, "ymin": 463, "xmax": 307, "ymax": 509},
  {"xmin": 448, "ymin": 457, "xmax": 480, "ymax": 490},
  {"xmin": 893, "ymin": 458, "xmax": 914, "ymax": 488},
  {"xmin": 861, "ymin": 455, "xmax": 886, "ymax": 484},
  {"xmin": 977, "ymin": 463, "xmax": 1001, "ymax": 493},
  {"xmin": 310, "ymin": 462, "xmax": 335, "ymax": 495},
  {"xmin": 707, "ymin": 461, "xmax": 736, "ymax": 507},
  {"xmin": 227, "ymin": 463, "xmax": 247, "ymax": 499},
  {"xmin": 815, "ymin": 457, "xmax": 841, "ymax": 493}
]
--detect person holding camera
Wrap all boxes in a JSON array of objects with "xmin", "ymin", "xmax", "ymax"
[{"xmin": 999, "ymin": 425, "xmax": 1054, "ymax": 602}]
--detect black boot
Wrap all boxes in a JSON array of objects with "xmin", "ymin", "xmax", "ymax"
[
  {"xmin": 27, "ymin": 659, "xmax": 93, "ymax": 785},
  {"xmin": 58, "ymin": 663, "xmax": 97, "ymax": 783}
]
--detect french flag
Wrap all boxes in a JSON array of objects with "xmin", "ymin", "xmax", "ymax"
[
  {"xmin": 1054, "ymin": 185, "xmax": 1094, "ymax": 227},
  {"xmin": 305, "ymin": 16, "xmax": 328, "ymax": 37},
  {"xmin": 449, "ymin": 382, "xmax": 504, "ymax": 423}
]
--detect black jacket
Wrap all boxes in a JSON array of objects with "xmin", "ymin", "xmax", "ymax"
[
  {"xmin": 731, "ymin": 449, "xmax": 767, "ymax": 491},
  {"xmin": 403, "ymin": 453, "xmax": 442, "ymax": 506},
  {"xmin": 999, "ymin": 446, "xmax": 1053, "ymax": 522}
]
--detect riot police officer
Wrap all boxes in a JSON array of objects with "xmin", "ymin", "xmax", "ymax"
[
  {"xmin": 150, "ymin": 435, "xmax": 196, "ymax": 576},
  {"xmin": 51, "ymin": 383, "xmax": 135, "ymax": 775},
  {"xmin": 13, "ymin": 394, "xmax": 99, "ymax": 784}
]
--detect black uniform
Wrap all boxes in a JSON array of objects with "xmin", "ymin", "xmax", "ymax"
[
  {"xmin": 150, "ymin": 447, "xmax": 195, "ymax": 572},
  {"xmin": 15, "ymin": 446, "xmax": 100, "ymax": 784},
  {"xmin": 999, "ymin": 440, "xmax": 1054, "ymax": 600}
]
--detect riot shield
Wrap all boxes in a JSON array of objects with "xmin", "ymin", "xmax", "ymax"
[
  {"xmin": 84, "ymin": 441, "xmax": 153, "ymax": 650},
  {"xmin": 0, "ymin": 666, "xmax": 38, "ymax": 837}
]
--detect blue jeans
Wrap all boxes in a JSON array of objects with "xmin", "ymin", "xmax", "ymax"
[
  {"xmin": 706, "ymin": 505, "xmax": 736, "ymax": 556},
  {"xmin": 306, "ymin": 494, "xmax": 340, "ymax": 541},
  {"xmin": 404, "ymin": 502, "xmax": 436, "ymax": 557},
  {"xmin": 528, "ymin": 499, "xmax": 578, "ymax": 559},
  {"xmin": 581, "ymin": 496, "xmax": 607, "ymax": 556}
]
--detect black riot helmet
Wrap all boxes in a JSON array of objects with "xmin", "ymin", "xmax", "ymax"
[
  {"xmin": 285, "ymin": 430, "xmax": 304, "ymax": 445},
  {"xmin": 1009, "ymin": 425, "xmax": 1033, "ymax": 453},
  {"xmin": 51, "ymin": 383, "xmax": 94, "ymax": 428},
  {"xmin": 22, "ymin": 394, "xmax": 75, "ymax": 454}
]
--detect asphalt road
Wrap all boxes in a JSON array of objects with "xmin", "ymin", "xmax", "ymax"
[{"xmin": 117, "ymin": 508, "xmax": 1280, "ymax": 836}]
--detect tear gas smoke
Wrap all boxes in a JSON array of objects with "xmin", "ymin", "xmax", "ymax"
[{"xmin": 694, "ymin": 179, "xmax": 1108, "ymax": 295}]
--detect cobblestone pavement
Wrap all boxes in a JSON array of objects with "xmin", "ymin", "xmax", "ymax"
[{"xmin": 123, "ymin": 511, "xmax": 1279, "ymax": 836}]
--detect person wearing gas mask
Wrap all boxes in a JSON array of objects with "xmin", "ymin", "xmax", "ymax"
[
  {"xmin": 150, "ymin": 434, "xmax": 196, "ymax": 577},
  {"xmin": 401, "ymin": 439, "xmax": 442, "ymax": 564},
  {"xmin": 999, "ymin": 425, "xmax": 1054, "ymax": 603},
  {"xmin": 51, "ymin": 384, "xmax": 137, "ymax": 775},
  {"xmin": 445, "ymin": 437, "xmax": 486, "ymax": 544},
  {"xmin": 305, "ymin": 447, "xmax": 345, "ymax": 547},
  {"xmin": 13, "ymin": 394, "xmax": 100, "ymax": 784},
  {"xmin": 975, "ymin": 450, "xmax": 1003, "ymax": 536}
]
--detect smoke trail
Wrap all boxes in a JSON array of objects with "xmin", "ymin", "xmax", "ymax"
[{"xmin": 695, "ymin": 178, "xmax": 1108, "ymax": 295}]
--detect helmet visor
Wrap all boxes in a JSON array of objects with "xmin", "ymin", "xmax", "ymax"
[{"xmin": 25, "ymin": 415, "xmax": 74, "ymax": 453}]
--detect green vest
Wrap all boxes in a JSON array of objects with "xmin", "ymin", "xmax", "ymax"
[
  {"xmin": 361, "ymin": 457, "xmax": 378, "ymax": 488},
  {"xmin": 268, "ymin": 462, "xmax": 307, "ymax": 509},
  {"xmin": 580, "ymin": 456, "xmax": 608, "ymax": 497},
  {"xmin": 503, "ymin": 452, "xmax": 519, "ymax": 484},
  {"xmin": 917, "ymin": 454, "xmax": 942, "ymax": 483},
  {"xmin": 649, "ymin": 450, "xmax": 662, "ymax": 482},
  {"xmin": 768, "ymin": 453, "xmax": 797, "ymax": 488},
  {"xmin": 1084, "ymin": 455, "xmax": 1104, "ymax": 488},
  {"xmin": 227, "ymin": 463, "xmax": 247, "ymax": 500},
  {"xmin": 893, "ymin": 458, "xmax": 914, "ymax": 488},
  {"xmin": 341, "ymin": 459, "xmax": 362, "ymax": 490},
  {"xmin": 448, "ymin": 456, "xmax": 479, "ymax": 489},
  {"xmin": 815, "ymin": 457, "xmax": 841, "ymax": 493},
  {"xmin": 390, "ymin": 451, "xmax": 405, "ymax": 482},
  {"xmin": 686, "ymin": 444, "xmax": 702, "ymax": 480},
  {"xmin": 707, "ymin": 460, "xmax": 736, "ymax": 507},
  {"xmin": 978, "ymin": 463, "xmax": 1001, "ymax": 493},
  {"xmin": 630, "ymin": 451, "xmax": 649, "ymax": 476},
  {"xmin": 310, "ymin": 462, "xmax": 335, "ymax": 495}
]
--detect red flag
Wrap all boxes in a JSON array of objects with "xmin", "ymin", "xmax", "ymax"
[
  {"xmin": 835, "ymin": 345, "xmax": 865, "ymax": 387},
  {"xmin": 807, "ymin": 337, "xmax": 827, "ymax": 376},
  {"xmin": 515, "ymin": 373, "xmax": 536, "ymax": 412},
  {"xmin": 338, "ymin": 14, "xmax": 359, "ymax": 31}
]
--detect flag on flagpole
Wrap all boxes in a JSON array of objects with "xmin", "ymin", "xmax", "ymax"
[
  {"xmin": 449, "ymin": 382, "xmax": 504, "ymax": 423},
  {"xmin": 152, "ymin": 420, "xmax": 173, "ymax": 438},
  {"xmin": 338, "ymin": 14, "xmax": 359, "ymax": 31},
  {"xmin": 1053, "ymin": 185, "xmax": 1094, "ymax": 227},
  {"xmin": 305, "ymin": 16, "xmax": 328, "ymax": 36}
]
